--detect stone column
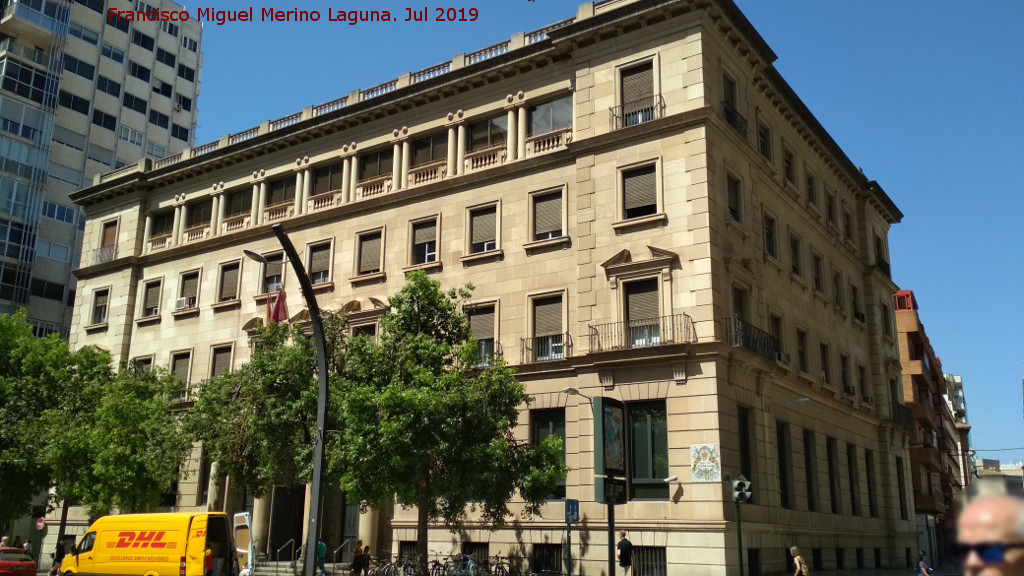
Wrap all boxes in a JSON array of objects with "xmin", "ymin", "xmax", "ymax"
[
  {"xmin": 395, "ymin": 142, "xmax": 405, "ymax": 190},
  {"xmin": 251, "ymin": 494, "xmax": 272, "ymax": 560},
  {"xmin": 302, "ymin": 168, "xmax": 312, "ymax": 210},
  {"xmin": 293, "ymin": 170, "xmax": 304, "ymax": 215},
  {"xmin": 456, "ymin": 123, "xmax": 467, "ymax": 175},
  {"xmin": 349, "ymin": 154, "xmax": 360, "ymax": 200},
  {"xmin": 170, "ymin": 204, "xmax": 182, "ymax": 246},
  {"xmin": 143, "ymin": 214, "xmax": 153, "ymax": 249},
  {"xmin": 217, "ymin": 188, "xmax": 227, "ymax": 234},
  {"xmin": 517, "ymin": 105, "xmax": 528, "ymax": 159},
  {"xmin": 206, "ymin": 461, "xmax": 221, "ymax": 510},
  {"xmin": 506, "ymin": 107, "xmax": 517, "ymax": 161},
  {"xmin": 340, "ymin": 155, "xmax": 352, "ymax": 204},
  {"xmin": 446, "ymin": 125, "xmax": 457, "ymax": 177},
  {"xmin": 178, "ymin": 204, "xmax": 189, "ymax": 243},
  {"xmin": 257, "ymin": 181, "xmax": 268, "ymax": 225},
  {"xmin": 250, "ymin": 182, "xmax": 260, "ymax": 225},
  {"xmin": 210, "ymin": 194, "xmax": 220, "ymax": 237}
]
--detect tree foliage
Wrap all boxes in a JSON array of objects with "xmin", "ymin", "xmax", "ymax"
[
  {"xmin": 334, "ymin": 272, "xmax": 565, "ymax": 575},
  {"xmin": 186, "ymin": 312, "xmax": 348, "ymax": 498}
]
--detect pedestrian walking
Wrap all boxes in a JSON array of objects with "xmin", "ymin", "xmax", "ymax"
[
  {"xmin": 316, "ymin": 538, "xmax": 327, "ymax": 576},
  {"xmin": 616, "ymin": 531, "xmax": 634, "ymax": 576},
  {"xmin": 790, "ymin": 546, "xmax": 809, "ymax": 576},
  {"xmin": 918, "ymin": 552, "xmax": 934, "ymax": 575},
  {"xmin": 350, "ymin": 540, "xmax": 363, "ymax": 576},
  {"xmin": 957, "ymin": 494, "xmax": 1024, "ymax": 576},
  {"xmin": 49, "ymin": 540, "xmax": 66, "ymax": 576}
]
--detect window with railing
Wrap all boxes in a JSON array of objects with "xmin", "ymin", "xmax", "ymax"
[
  {"xmin": 359, "ymin": 148, "xmax": 393, "ymax": 180},
  {"xmin": 468, "ymin": 305, "xmax": 496, "ymax": 365},
  {"xmin": 529, "ymin": 295, "xmax": 564, "ymax": 362},
  {"xmin": 531, "ymin": 544, "xmax": 562, "ymax": 575},
  {"xmin": 726, "ymin": 315, "xmax": 779, "ymax": 362},
  {"xmin": 266, "ymin": 176, "xmax": 296, "ymax": 207},
  {"xmin": 411, "ymin": 132, "xmax": 447, "ymax": 167},
  {"xmin": 468, "ymin": 115, "xmax": 507, "ymax": 151},
  {"xmin": 615, "ymin": 61, "xmax": 662, "ymax": 128},
  {"xmin": 261, "ymin": 253, "xmax": 283, "ymax": 294},
  {"xmin": 312, "ymin": 161, "xmax": 344, "ymax": 196}
]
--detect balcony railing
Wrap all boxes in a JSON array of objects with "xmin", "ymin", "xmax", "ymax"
[
  {"xmin": 726, "ymin": 316, "xmax": 779, "ymax": 362},
  {"xmin": 4, "ymin": 2, "xmax": 68, "ymax": 34},
  {"xmin": 263, "ymin": 202, "xmax": 294, "ymax": 223},
  {"xmin": 471, "ymin": 340, "xmax": 502, "ymax": 368},
  {"xmin": 524, "ymin": 127, "xmax": 571, "ymax": 157},
  {"xmin": 588, "ymin": 313, "xmax": 696, "ymax": 353},
  {"xmin": 0, "ymin": 37, "xmax": 48, "ymax": 66},
  {"xmin": 721, "ymin": 100, "xmax": 747, "ymax": 137},
  {"xmin": 222, "ymin": 213, "xmax": 250, "ymax": 232},
  {"xmin": 183, "ymin": 224, "xmax": 210, "ymax": 243},
  {"xmin": 611, "ymin": 95, "xmax": 665, "ymax": 130},
  {"xmin": 148, "ymin": 233, "xmax": 171, "ymax": 252},
  {"xmin": 891, "ymin": 403, "xmax": 914, "ymax": 429},
  {"xmin": 408, "ymin": 160, "xmax": 446, "ymax": 187},
  {"xmin": 308, "ymin": 192, "xmax": 340, "ymax": 212},
  {"xmin": 464, "ymin": 145, "xmax": 507, "ymax": 173},
  {"xmin": 521, "ymin": 333, "xmax": 572, "ymax": 364},
  {"xmin": 92, "ymin": 245, "xmax": 117, "ymax": 264},
  {"xmin": 356, "ymin": 174, "xmax": 392, "ymax": 198}
]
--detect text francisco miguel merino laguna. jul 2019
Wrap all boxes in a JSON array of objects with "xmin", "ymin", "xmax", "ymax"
[{"xmin": 107, "ymin": 6, "xmax": 481, "ymax": 26}]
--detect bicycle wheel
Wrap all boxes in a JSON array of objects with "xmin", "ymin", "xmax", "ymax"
[{"xmin": 493, "ymin": 566, "xmax": 507, "ymax": 576}]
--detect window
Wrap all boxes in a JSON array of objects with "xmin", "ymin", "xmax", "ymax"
[
  {"xmin": 826, "ymin": 192, "xmax": 837, "ymax": 226},
  {"xmin": 224, "ymin": 189, "xmax": 251, "ymax": 217},
  {"xmin": 843, "ymin": 209, "xmax": 853, "ymax": 242},
  {"xmin": 796, "ymin": 329, "xmax": 808, "ymax": 373},
  {"xmin": 77, "ymin": 533, "xmax": 96, "ymax": 555},
  {"xmin": 851, "ymin": 284, "xmax": 863, "ymax": 320},
  {"xmin": 833, "ymin": 271, "xmax": 845, "ymax": 309},
  {"xmin": 531, "ymin": 295, "xmax": 563, "ymax": 361},
  {"xmin": 58, "ymin": 91, "xmax": 89, "ymax": 115},
  {"xmin": 307, "ymin": 242, "xmax": 331, "ymax": 285},
  {"xmin": 468, "ymin": 115, "xmax": 507, "ymax": 150},
  {"xmin": 210, "ymin": 345, "xmax": 232, "ymax": 378},
  {"xmin": 186, "ymin": 199, "xmax": 212, "ymax": 229},
  {"xmin": 865, "ymin": 449, "xmax": 878, "ymax": 517},
  {"xmin": 151, "ymin": 211, "xmax": 173, "ymax": 240},
  {"xmin": 803, "ymin": 430, "xmax": 817, "ymax": 512},
  {"xmin": 468, "ymin": 304, "xmax": 496, "ymax": 363},
  {"xmin": 731, "ymin": 285, "xmax": 748, "ymax": 321},
  {"xmin": 633, "ymin": 547, "xmax": 667, "ymax": 576},
  {"xmin": 619, "ymin": 60, "xmax": 655, "ymax": 127},
  {"xmin": 356, "ymin": 230, "xmax": 382, "ymax": 275},
  {"xmin": 769, "ymin": 314, "xmax": 783, "ymax": 359},
  {"xmin": 812, "ymin": 253, "xmax": 824, "ymax": 293},
  {"xmin": 789, "ymin": 234, "xmax": 802, "ymax": 275},
  {"xmin": 805, "ymin": 173, "xmax": 817, "ymax": 206},
  {"xmin": 783, "ymin": 148, "xmax": 795, "ymax": 183},
  {"xmin": 156, "ymin": 48, "xmax": 176, "ymax": 67},
  {"xmin": 131, "ymin": 30, "xmax": 155, "ymax": 51},
  {"xmin": 630, "ymin": 400, "xmax": 668, "ymax": 499},
  {"xmin": 527, "ymin": 95, "xmax": 572, "ymax": 136},
  {"xmin": 107, "ymin": 10, "xmax": 129, "ymax": 31},
  {"xmin": 91, "ymin": 288, "xmax": 109, "ymax": 325},
  {"xmin": 160, "ymin": 20, "xmax": 179, "ymax": 36},
  {"xmin": 776, "ymin": 422, "xmax": 792, "ymax": 508},
  {"xmin": 69, "ymin": 21, "xmax": 99, "ymax": 44},
  {"xmin": 146, "ymin": 141, "xmax": 166, "ymax": 159},
  {"xmin": 153, "ymin": 81, "xmax": 172, "ymax": 98},
  {"xmin": 171, "ymin": 124, "xmax": 189, "ymax": 141},
  {"xmin": 92, "ymin": 109, "xmax": 116, "ymax": 131},
  {"xmin": 826, "ymin": 437, "xmax": 840, "ymax": 514},
  {"xmin": 119, "ymin": 125, "xmax": 146, "ymax": 145},
  {"xmin": 763, "ymin": 214, "xmax": 777, "ymax": 259},
  {"xmin": 217, "ymin": 261, "xmax": 240, "ymax": 302},
  {"xmin": 63, "ymin": 55, "xmax": 95, "ymax": 79},
  {"xmin": 123, "ymin": 92, "xmax": 148, "ymax": 115},
  {"xmin": 129, "ymin": 61, "xmax": 151, "ymax": 82},
  {"xmin": 882, "ymin": 302, "xmax": 893, "ymax": 337},
  {"xmin": 36, "ymin": 240, "xmax": 70, "ymax": 262},
  {"xmin": 531, "ymin": 191, "xmax": 562, "ymax": 241},
  {"xmin": 411, "ymin": 132, "xmax": 447, "ymax": 166},
  {"xmin": 622, "ymin": 164, "xmax": 657, "ymax": 220},
  {"xmin": 149, "ymin": 110, "xmax": 169, "ymax": 129},
  {"xmin": 175, "ymin": 94, "xmax": 192, "ymax": 111},
  {"xmin": 737, "ymin": 405, "xmax": 754, "ymax": 500},
  {"xmin": 819, "ymin": 343, "xmax": 831, "ymax": 384},
  {"xmin": 840, "ymin": 354, "xmax": 851, "ymax": 393},
  {"xmin": 265, "ymin": 176, "xmax": 294, "ymax": 207},
  {"xmin": 727, "ymin": 174, "xmax": 742, "ymax": 222},
  {"xmin": 177, "ymin": 64, "xmax": 196, "ymax": 82},
  {"xmin": 171, "ymin": 351, "xmax": 191, "ymax": 384},
  {"xmin": 76, "ymin": 0, "xmax": 103, "ymax": 13},
  {"xmin": 358, "ymin": 148, "xmax": 393, "ymax": 180},
  {"xmin": 42, "ymin": 201, "xmax": 76, "ymax": 225},
  {"xmin": 531, "ymin": 408, "xmax": 566, "ymax": 499},
  {"xmin": 757, "ymin": 124, "xmax": 771, "ymax": 159},
  {"xmin": 177, "ymin": 271, "xmax": 199, "ymax": 310},
  {"xmin": 182, "ymin": 36, "xmax": 198, "ymax": 52},
  {"xmin": 469, "ymin": 205, "xmax": 496, "ymax": 253},
  {"xmin": 102, "ymin": 43, "xmax": 125, "ymax": 63},
  {"xmin": 261, "ymin": 253, "xmax": 283, "ymax": 294},
  {"xmin": 140, "ymin": 279, "xmax": 162, "ymax": 317},
  {"xmin": 847, "ymin": 443, "xmax": 860, "ymax": 516},
  {"xmin": 531, "ymin": 544, "xmax": 562, "ymax": 575},
  {"xmin": 97, "ymin": 76, "xmax": 121, "ymax": 97},
  {"xmin": 30, "ymin": 278, "xmax": 65, "ymax": 301},
  {"xmin": 312, "ymin": 161, "xmax": 344, "ymax": 195},
  {"xmin": 858, "ymin": 366, "xmax": 868, "ymax": 400},
  {"xmin": 411, "ymin": 219, "xmax": 437, "ymax": 265},
  {"xmin": 2, "ymin": 60, "xmax": 58, "ymax": 106},
  {"xmin": 624, "ymin": 278, "xmax": 660, "ymax": 347},
  {"xmin": 87, "ymin": 144, "xmax": 114, "ymax": 166}
]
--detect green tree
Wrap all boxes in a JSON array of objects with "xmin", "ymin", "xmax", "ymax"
[
  {"xmin": 334, "ymin": 272, "xmax": 565, "ymax": 576},
  {"xmin": 186, "ymin": 311, "xmax": 348, "ymax": 498}
]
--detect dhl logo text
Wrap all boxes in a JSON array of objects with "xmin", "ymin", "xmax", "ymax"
[{"xmin": 109, "ymin": 531, "xmax": 170, "ymax": 549}]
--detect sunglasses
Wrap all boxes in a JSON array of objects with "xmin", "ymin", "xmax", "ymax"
[{"xmin": 956, "ymin": 542, "xmax": 1024, "ymax": 564}]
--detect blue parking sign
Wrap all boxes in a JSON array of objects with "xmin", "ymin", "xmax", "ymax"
[{"xmin": 565, "ymin": 499, "xmax": 579, "ymax": 525}]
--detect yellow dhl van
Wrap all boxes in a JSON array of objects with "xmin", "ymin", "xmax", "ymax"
[{"xmin": 60, "ymin": 512, "xmax": 252, "ymax": 576}]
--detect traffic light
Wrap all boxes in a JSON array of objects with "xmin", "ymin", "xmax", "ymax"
[{"xmin": 732, "ymin": 475, "xmax": 752, "ymax": 504}]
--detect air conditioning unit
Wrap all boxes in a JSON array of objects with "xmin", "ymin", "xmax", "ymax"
[
  {"xmin": 861, "ymin": 395, "xmax": 875, "ymax": 405},
  {"xmin": 777, "ymin": 351, "xmax": 791, "ymax": 364},
  {"xmin": 144, "ymin": 306, "xmax": 158, "ymax": 317},
  {"xmin": 175, "ymin": 296, "xmax": 196, "ymax": 310},
  {"xmin": 174, "ymin": 104, "xmax": 182, "ymax": 112},
  {"xmin": 843, "ymin": 385, "xmax": 856, "ymax": 396}
]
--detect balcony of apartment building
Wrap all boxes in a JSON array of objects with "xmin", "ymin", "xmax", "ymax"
[
  {"xmin": 725, "ymin": 315, "xmax": 780, "ymax": 363},
  {"xmin": 1, "ymin": 0, "xmax": 67, "ymax": 46},
  {"xmin": 587, "ymin": 313, "xmax": 696, "ymax": 354},
  {"xmin": 915, "ymin": 492, "xmax": 947, "ymax": 516},
  {"xmin": 890, "ymin": 402, "xmax": 915, "ymax": 430},
  {"xmin": 911, "ymin": 441, "xmax": 942, "ymax": 473},
  {"xmin": 0, "ymin": 36, "xmax": 47, "ymax": 67}
]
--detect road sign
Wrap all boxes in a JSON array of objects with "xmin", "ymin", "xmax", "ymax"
[
  {"xmin": 36, "ymin": 517, "xmax": 46, "ymax": 531},
  {"xmin": 565, "ymin": 499, "xmax": 579, "ymax": 525}
]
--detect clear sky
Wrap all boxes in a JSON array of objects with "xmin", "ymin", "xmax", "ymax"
[{"xmin": 191, "ymin": 1, "xmax": 1024, "ymax": 462}]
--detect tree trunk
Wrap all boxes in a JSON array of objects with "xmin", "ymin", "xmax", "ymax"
[{"xmin": 416, "ymin": 463, "xmax": 430, "ymax": 576}]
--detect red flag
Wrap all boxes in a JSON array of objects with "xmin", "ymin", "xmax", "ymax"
[{"xmin": 269, "ymin": 290, "xmax": 288, "ymax": 324}]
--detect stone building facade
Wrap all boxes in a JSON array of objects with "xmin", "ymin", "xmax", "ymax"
[{"xmin": 64, "ymin": 0, "xmax": 917, "ymax": 574}]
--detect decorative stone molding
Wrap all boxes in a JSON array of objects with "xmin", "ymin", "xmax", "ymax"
[
  {"xmin": 251, "ymin": 169, "xmax": 266, "ymax": 183},
  {"xmin": 445, "ymin": 109, "xmax": 465, "ymax": 126},
  {"xmin": 391, "ymin": 126, "xmax": 409, "ymax": 142}
]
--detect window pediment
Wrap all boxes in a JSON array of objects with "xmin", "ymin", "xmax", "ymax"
[{"xmin": 600, "ymin": 246, "xmax": 677, "ymax": 284}]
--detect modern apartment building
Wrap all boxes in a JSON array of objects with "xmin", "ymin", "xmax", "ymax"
[
  {"xmin": 893, "ymin": 290, "xmax": 963, "ymax": 565},
  {"xmin": 0, "ymin": 0, "xmax": 201, "ymax": 338},
  {"xmin": 944, "ymin": 373, "xmax": 974, "ymax": 490},
  {"xmin": 65, "ymin": 0, "xmax": 918, "ymax": 574}
]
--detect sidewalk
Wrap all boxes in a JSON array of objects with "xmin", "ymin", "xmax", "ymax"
[{"xmin": 811, "ymin": 564, "xmax": 960, "ymax": 576}]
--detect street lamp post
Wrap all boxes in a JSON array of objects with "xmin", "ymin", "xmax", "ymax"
[
  {"xmin": 561, "ymin": 387, "xmax": 595, "ymax": 576},
  {"xmin": 245, "ymin": 223, "xmax": 329, "ymax": 576}
]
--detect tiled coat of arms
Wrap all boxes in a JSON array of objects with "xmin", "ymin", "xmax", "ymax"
[{"xmin": 690, "ymin": 443, "xmax": 721, "ymax": 482}]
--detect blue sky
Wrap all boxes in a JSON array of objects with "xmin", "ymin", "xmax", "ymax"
[{"xmin": 191, "ymin": 1, "xmax": 1024, "ymax": 462}]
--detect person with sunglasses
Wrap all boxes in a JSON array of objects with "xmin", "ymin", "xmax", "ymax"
[{"xmin": 957, "ymin": 494, "xmax": 1024, "ymax": 575}]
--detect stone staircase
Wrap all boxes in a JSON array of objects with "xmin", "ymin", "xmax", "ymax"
[{"xmin": 252, "ymin": 560, "xmax": 352, "ymax": 576}]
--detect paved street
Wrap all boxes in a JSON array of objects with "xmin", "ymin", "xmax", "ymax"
[{"xmin": 812, "ymin": 563, "xmax": 960, "ymax": 576}]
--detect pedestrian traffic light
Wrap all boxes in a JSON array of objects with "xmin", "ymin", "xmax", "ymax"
[{"xmin": 732, "ymin": 475, "xmax": 752, "ymax": 504}]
